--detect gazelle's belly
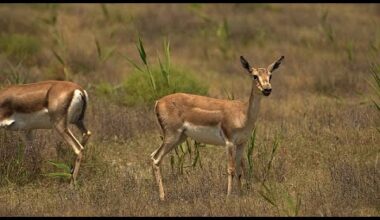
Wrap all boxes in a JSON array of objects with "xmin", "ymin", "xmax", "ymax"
[
  {"xmin": 183, "ymin": 122, "xmax": 226, "ymax": 146},
  {"xmin": 3, "ymin": 108, "xmax": 52, "ymax": 130}
]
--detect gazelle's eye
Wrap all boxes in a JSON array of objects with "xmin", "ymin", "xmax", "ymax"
[{"xmin": 253, "ymin": 75, "xmax": 258, "ymax": 80}]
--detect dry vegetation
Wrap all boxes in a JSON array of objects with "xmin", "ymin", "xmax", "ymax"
[{"xmin": 0, "ymin": 3, "xmax": 379, "ymax": 216}]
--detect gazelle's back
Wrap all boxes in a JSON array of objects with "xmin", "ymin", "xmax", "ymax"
[
  {"xmin": 0, "ymin": 81, "xmax": 83, "ymax": 113},
  {"xmin": 157, "ymin": 92, "xmax": 244, "ymax": 111}
]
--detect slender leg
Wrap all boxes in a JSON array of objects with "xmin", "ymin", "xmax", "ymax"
[
  {"xmin": 55, "ymin": 119, "xmax": 84, "ymax": 185},
  {"xmin": 151, "ymin": 131, "xmax": 186, "ymax": 201},
  {"xmin": 235, "ymin": 144, "xmax": 245, "ymax": 195},
  {"xmin": 226, "ymin": 141, "xmax": 236, "ymax": 196},
  {"xmin": 74, "ymin": 120, "xmax": 91, "ymax": 146}
]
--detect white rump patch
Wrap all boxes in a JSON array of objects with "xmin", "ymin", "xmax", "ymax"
[
  {"xmin": 183, "ymin": 121, "xmax": 226, "ymax": 146},
  {"xmin": 68, "ymin": 89, "xmax": 84, "ymax": 123}
]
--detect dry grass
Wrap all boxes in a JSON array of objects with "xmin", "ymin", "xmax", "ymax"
[{"xmin": 0, "ymin": 3, "xmax": 379, "ymax": 216}]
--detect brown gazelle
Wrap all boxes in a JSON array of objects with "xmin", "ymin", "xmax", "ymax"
[
  {"xmin": 150, "ymin": 55, "xmax": 284, "ymax": 200},
  {"xmin": 0, "ymin": 80, "xmax": 91, "ymax": 184}
]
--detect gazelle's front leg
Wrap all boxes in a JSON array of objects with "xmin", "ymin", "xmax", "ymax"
[
  {"xmin": 235, "ymin": 143, "xmax": 246, "ymax": 195},
  {"xmin": 226, "ymin": 141, "xmax": 236, "ymax": 196}
]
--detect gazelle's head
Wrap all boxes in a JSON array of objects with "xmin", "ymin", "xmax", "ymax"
[{"xmin": 240, "ymin": 55, "xmax": 284, "ymax": 96}]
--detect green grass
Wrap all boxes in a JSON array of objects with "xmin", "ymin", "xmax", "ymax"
[
  {"xmin": 121, "ymin": 66, "xmax": 208, "ymax": 106},
  {"xmin": 42, "ymin": 160, "xmax": 72, "ymax": 180},
  {"xmin": 370, "ymin": 63, "xmax": 380, "ymax": 112},
  {"xmin": 0, "ymin": 33, "xmax": 40, "ymax": 61},
  {"xmin": 118, "ymin": 37, "xmax": 208, "ymax": 106},
  {"xmin": 0, "ymin": 4, "xmax": 379, "ymax": 217}
]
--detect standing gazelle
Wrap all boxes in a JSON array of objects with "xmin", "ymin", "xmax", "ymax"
[
  {"xmin": 151, "ymin": 55, "xmax": 284, "ymax": 200},
  {"xmin": 0, "ymin": 80, "xmax": 91, "ymax": 184}
]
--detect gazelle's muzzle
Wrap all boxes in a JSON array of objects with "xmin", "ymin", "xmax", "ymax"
[{"xmin": 262, "ymin": 88, "xmax": 272, "ymax": 96}]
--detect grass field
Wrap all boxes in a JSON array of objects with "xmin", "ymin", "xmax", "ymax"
[{"xmin": 0, "ymin": 3, "xmax": 379, "ymax": 216}]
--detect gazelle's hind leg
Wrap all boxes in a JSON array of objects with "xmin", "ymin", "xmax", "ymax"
[
  {"xmin": 74, "ymin": 120, "xmax": 91, "ymax": 147},
  {"xmin": 54, "ymin": 117, "xmax": 84, "ymax": 185},
  {"xmin": 151, "ymin": 130, "xmax": 186, "ymax": 201}
]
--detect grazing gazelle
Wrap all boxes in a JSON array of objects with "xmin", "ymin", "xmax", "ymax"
[
  {"xmin": 150, "ymin": 55, "xmax": 284, "ymax": 200},
  {"xmin": 0, "ymin": 80, "xmax": 91, "ymax": 184}
]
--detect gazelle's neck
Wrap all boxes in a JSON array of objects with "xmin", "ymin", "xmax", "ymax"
[{"xmin": 246, "ymin": 81, "xmax": 262, "ymax": 128}]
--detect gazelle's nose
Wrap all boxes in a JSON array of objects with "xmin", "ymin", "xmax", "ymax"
[
  {"xmin": 263, "ymin": 88, "xmax": 272, "ymax": 93},
  {"xmin": 262, "ymin": 88, "xmax": 272, "ymax": 96}
]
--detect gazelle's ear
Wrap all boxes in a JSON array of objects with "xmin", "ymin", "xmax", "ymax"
[
  {"xmin": 240, "ymin": 56, "xmax": 253, "ymax": 73},
  {"xmin": 267, "ymin": 56, "xmax": 284, "ymax": 73}
]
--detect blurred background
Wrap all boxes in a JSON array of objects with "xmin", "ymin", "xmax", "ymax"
[{"xmin": 0, "ymin": 4, "xmax": 379, "ymax": 216}]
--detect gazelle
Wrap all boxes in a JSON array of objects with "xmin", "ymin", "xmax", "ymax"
[
  {"xmin": 0, "ymin": 80, "xmax": 91, "ymax": 184},
  {"xmin": 150, "ymin": 55, "xmax": 284, "ymax": 200}
]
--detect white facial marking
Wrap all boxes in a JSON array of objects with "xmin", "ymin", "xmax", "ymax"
[{"xmin": 183, "ymin": 121, "xmax": 226, "ymax": 146}]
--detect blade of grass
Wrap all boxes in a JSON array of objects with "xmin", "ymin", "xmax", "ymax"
[
  {"xmin": 119, "ymin": 53, "xmax": 144, "ymax": 73},
  {"xmin": 47, "ymin": 160, "xmax": 71, "ymax": 173},
  {"xmin": 100, "ymin": 4, "xmax": 109, "ymax": 20},
  {"xmin": 158, "ymin": 55, "xmax": 169, "ymax": 87},
  {"xmin": 95, "ymin": 37, "xmax": 102, "ymax": 59},
  {"xmin": 52, "ymin": 49, "xmax": 65, "ymax": 65},
  {"xmin": 136, "ymin": 37, "xmax": 157, "ymax": 95},
  {"xmin": 258, "ymin": 189, "xmax": 277, "ymax": 207},
  {"xmin": 102, "ymin": 46, "xmax": 116, "ymax": 62},
  {"xmin": 43, "ymin": 172, "xmax": 72, "ymax": 178},
  {"xmin": 137, "ymin": 37, "xmax": 147, "ymax": 65}
]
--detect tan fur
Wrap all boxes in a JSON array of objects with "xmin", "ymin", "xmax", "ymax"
[
  {"xmin": 156, "ymin": 93, "xmax": 247, "ymax": 139},
  {"xmin": 150, "ymin": 56, "xmax": 284, "ymax": 201},
  {"xmin": 0, "ymin": 80, "xmax": 91, "ymax": 184}
]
